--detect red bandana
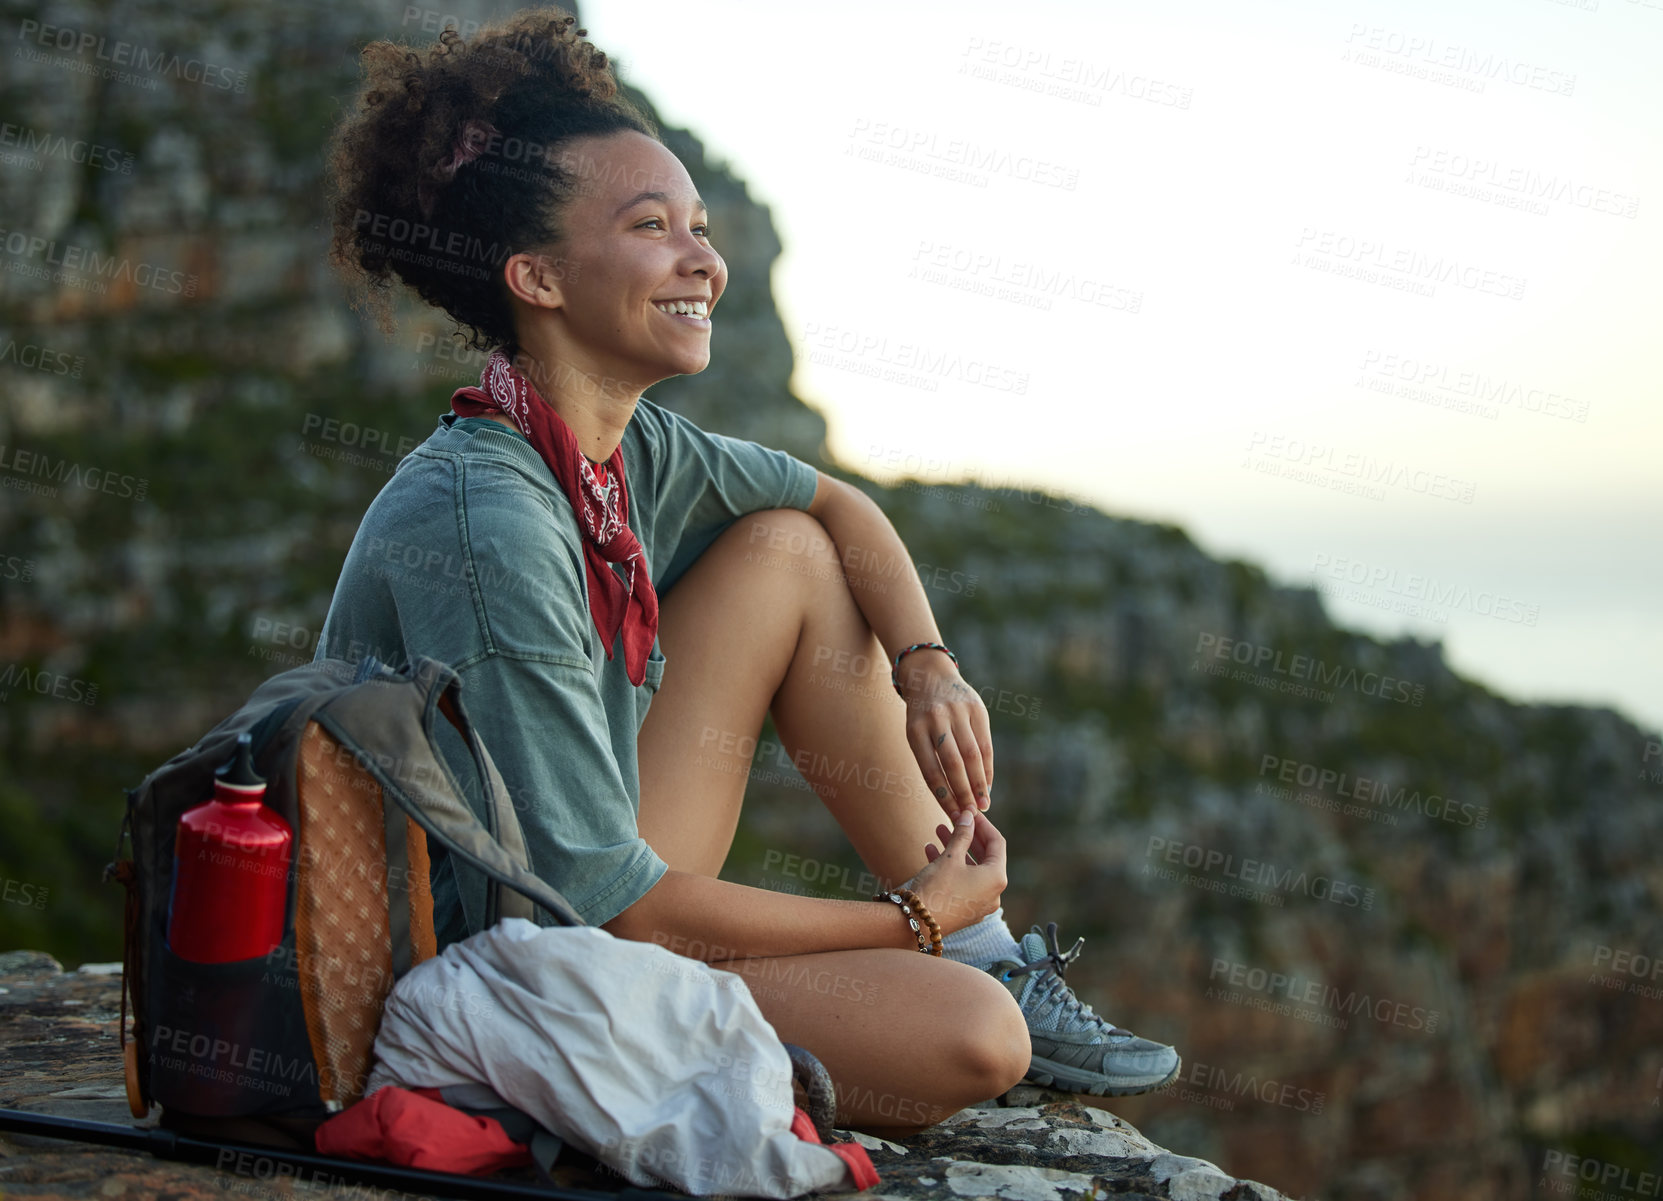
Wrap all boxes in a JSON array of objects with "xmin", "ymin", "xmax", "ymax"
[{"xmin": 450, "ymin": 350, "xmax": 659, "ymax": 686}]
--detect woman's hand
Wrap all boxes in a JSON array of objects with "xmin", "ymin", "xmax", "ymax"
[
  {"xmin": 897, "ymin": 650, "xmax": 994, "ymax": 817},
  {"xmin": 901, "ymin": 808, "xmax": 1007, "ymax": 936}
]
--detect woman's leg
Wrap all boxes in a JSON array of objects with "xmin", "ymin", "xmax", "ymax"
[
  {"xmin": 636, "ymin": 509, "xmax": 1029, "ymax": 1126},
  {"xmin": 720, "ymin": 947, "xmax": 1028, "ymax": 1135},
  {"xmin": 637, "ymin": 508, "xmax": 955, "ymax": 887}
]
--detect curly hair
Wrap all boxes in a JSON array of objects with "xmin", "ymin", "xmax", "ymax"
[{"xmin": 327, "ymin": 8, "xmax": 658, "ymax": 350}]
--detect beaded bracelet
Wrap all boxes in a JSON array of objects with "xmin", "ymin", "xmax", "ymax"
[
  {"xmin": 890, "ymin": 641, "xmax": 958, "ymax": 698},
  {"xmin": 874, "ymin": 887, "xmax": 943, "ymax": 956}
]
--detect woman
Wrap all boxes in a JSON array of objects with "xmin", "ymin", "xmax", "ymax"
[{"xmin": 320, "ymin": 8, "xmax": 1178, "ymax": 1132}]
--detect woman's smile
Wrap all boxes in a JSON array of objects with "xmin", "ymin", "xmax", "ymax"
[{"xmin": 653, "ymin": 297, "xmax": 711, "ymax": 323}]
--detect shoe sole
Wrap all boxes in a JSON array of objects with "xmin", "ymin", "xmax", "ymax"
[{"xmin": 1024, "ymin": 1053, "xmax": 1182, "ymax": 1097}]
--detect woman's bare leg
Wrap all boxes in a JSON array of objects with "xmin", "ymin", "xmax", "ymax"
[
  {"xmin": 719, "ymin": 947, "xmax": 1028, "ymax": 1135},
  {"xmin": 637, "ymin": 508, "xmax": 950, "ymax": 887},
  {"xmin": 636, "ymin": 509, "xmax": 1028, "ymax": 1126}
]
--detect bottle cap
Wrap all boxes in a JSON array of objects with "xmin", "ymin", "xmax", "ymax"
[{"xmin": 215, "ymin": 732, "xmax": 266, "ymax": 794}]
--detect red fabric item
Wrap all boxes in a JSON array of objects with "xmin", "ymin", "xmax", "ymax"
[
  {"xmin": 789, "ymin": 1106, "xmax": 816, "ymax": 1143},
  {"xmin": 451, "ymin": 349, "xmax": 658, "ymax": 686},
  {"xmin": 314, "ymin": 1086, "xmax": 531, "ymax": 1174},
  {"xmin": 789, "ymin": 1106, "xmax": 880, "ymax": 1192},
  {"xmin": 318, "ymin": 1088, "xmax": 878, "ymax": 1191},
  {"xmin": 827, "ymin": 1142, "xmax": 881, "ymax": 1192}
]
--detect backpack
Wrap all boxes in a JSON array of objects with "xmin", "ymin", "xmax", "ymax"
[
  {"xmin": 108, "ymin": 653, "xmax": 586, "ymax": 1146},
  {"xmin": 107, "ymin": 653, "xmax": 875, "ymax": 1196}
]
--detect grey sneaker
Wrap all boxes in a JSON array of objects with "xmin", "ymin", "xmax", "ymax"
[{"xmin": 987, "ymin": 922, "xmax": 1181, "ymax": 1097}]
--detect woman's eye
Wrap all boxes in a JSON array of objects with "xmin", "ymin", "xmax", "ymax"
[{"xmin": 635, "ymin": 217, "xmax": 711, "ymax": 239}]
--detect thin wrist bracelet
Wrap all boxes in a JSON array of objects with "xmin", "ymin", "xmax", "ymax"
[
  {"xmin": 890, "ymin": 641, "xmax": 958, "ymax": 697},
  {"xmin": 875, "ymin": 887, "xmax": 943, "ymax": 956}
]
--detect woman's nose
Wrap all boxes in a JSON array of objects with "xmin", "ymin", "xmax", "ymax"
[{"xmin": 681, "ymin": 232, "xmax": 723, "ymax": 280}]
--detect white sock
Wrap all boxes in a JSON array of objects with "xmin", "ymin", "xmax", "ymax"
[{"xmin": 941, "ymin": 907, "xmax": 1023, "ymax": 968}]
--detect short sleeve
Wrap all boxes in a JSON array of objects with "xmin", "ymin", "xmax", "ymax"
[{"xmin": 635, "ymin": 398, "xmax": 820, "ymax": 596}]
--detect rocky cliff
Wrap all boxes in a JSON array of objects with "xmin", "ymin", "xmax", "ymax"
[{"xmin": 0, "ymin": 2, "xmax": 1659, "ymax": 1199}]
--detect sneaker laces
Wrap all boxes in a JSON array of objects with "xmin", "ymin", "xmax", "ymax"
[{"xmin": 1005, "ymin": 923, "xmax": 1130, "ymax": 1037}]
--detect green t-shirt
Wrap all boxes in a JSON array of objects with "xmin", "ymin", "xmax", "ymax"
[{"xmin": 316, "ymin": 398, "xmax": 819, "ymax": 934}]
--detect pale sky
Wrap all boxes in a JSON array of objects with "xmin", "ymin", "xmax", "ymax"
[{"xmin": 582, "ymin": 0, "xmax": 1662, "ymax": 733}]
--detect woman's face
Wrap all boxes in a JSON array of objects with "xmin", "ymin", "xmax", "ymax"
[{"xmin": 529, "ymin": 130, "xmax": 726, "ymax": 391}]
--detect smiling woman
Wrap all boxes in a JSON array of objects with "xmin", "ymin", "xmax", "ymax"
[{"xmin": 318, "ymin": 5, "xmax": 1175, "ymax": 1138}]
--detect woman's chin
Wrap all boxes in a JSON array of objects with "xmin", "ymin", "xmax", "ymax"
[
  {"xmin": 612, "ymin": 347, "xmax": 711, "ymax": 390},
  {"xmin": 663, "ymin": 351, "xmax": 712, "ymax": 378}
]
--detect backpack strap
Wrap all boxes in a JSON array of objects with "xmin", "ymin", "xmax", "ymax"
[
  {"xmin": 310, "ymin": 656, "xmax": 586, "ymax": 929},
  {"xmin": 103, "ymin": 851, "xmax": 148, "ymax": 1118},
  {"xmin": 381, "ymin": 788, "xmax": 414, "ymax": 979}
]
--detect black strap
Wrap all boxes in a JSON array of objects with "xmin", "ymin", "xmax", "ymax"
[
  {"xmin": 528, "ymin": 1129, "xmax": 564, "ymax": 1183},
  {"xmin": 784, "ymin": 1044, "xmax": 840, "ymax": 1143},
  {"xmin": 0, "ymin": 1106, "xmax": 689, "ymax": 1200},
  {"xmin": 382, "ymin": 795, "xmax": 413, "ymax": 980}
]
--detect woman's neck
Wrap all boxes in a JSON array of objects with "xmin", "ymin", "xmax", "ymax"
[
  {"xmin": 505, "ymin": 340, "xmax": 639, "ymax": 465},
  {"xmin": 473, "ymin": 410, "xmax": 614, "ymax": 467}
]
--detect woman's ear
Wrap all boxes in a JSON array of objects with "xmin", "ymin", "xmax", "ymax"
[{"xmin": 502, "ymin": 250, "xmax": 567, "ymax": 311}]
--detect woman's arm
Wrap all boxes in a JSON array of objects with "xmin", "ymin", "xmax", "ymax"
[
  {"xmin": 603, "ymin": 808, "xmax": 1005, "ymax": 960},
  {"xmin": 603, "ymin": 870, "xmax": 918, "ymax": 958},
  {"xmin": 805, "ymin": 473, "xmax": 994, "ymax": 815}
]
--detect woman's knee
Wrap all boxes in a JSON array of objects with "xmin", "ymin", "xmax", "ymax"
[
  {"xmin": 935, "ymin": 961, "xmax": 1032, "ymax": 1103},
  {"xmin": 726, "ymin": 508, "xmax": 840, "ymax": 570},
  {"xmin": 971, "ymin": 974, "xmax": 1034, "ymax": 1098}
]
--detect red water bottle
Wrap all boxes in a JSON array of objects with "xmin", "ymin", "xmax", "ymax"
[{"xmin": 166, "ymin": 732, "xmax": 292, "ymax": 962}]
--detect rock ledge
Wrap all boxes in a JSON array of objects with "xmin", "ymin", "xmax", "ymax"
[
  {"xmin": 834, "ymin": 1087, "xmax": 1293, "ymax": 1201},
  {"xmin": 0, "ymin": 951, "xmax": 1295, "ymax": 1200}
]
